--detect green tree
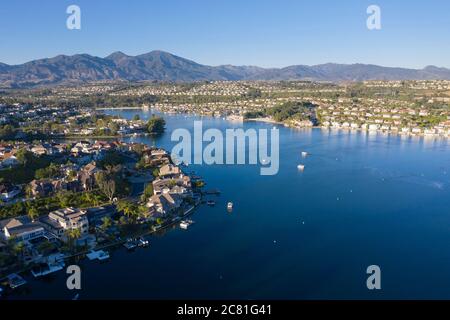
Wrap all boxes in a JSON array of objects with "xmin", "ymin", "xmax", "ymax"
[
  {"xmin": 15, "ymin": 148, "xmax": 34, "ymax": 166},
  {"xmin": 13, "ymin": 241, "xmax": 26, "ymax": 257},
  {"xmin": 66, "ymin": 228, "xmax": 82, "ymax": 250},
  {"xmin": 35, "ymin": 163, "xmax": 60, "ymax": 180},
  {"xmin": 27, "ymin": 207, "xmax": 39, "ymax": 221},
  {"xmin": 117, "ymin": 200, "xmax": 139, "ymax": 221},
  {"xmin": 100, "ymin": 216, "xmax": 113, "ymax": 231},
  {"xmin": 141, "ymin": 183, "xmax": 154, "ymax": 202},
  {"xmin": 147, "ymin": 115, "xmax": 166, "ymax": 135}
]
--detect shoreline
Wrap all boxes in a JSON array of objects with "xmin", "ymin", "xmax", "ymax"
[
  {"xmin": 243, "ymin": 117, "xmax": 284, "ymax": 125},
  {"xmin": 96, "ymin": 108, "xmax": 450, "ymax": 140},
  {"xmin": 101, "ymin": 108, "xmax": 450, "ymax": 140},
  {"xmin": 0, "ymin": 201, "xmax": 202, "ymax": 283},
  {"xmin": 63, "ymin": 201, "xmax": 200, "ymax": 261}
]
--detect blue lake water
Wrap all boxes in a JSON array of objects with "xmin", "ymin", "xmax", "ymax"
[{"xmin": 9, "ymin": 110, "xmax": 450, "ymax": 300}]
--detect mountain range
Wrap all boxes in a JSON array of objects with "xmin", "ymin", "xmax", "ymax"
[{"xmin": 1, "ymin": 50, "xmax": 450, "ymax": 88}]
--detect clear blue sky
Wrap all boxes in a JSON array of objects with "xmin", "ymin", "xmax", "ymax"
[{"xmin": 0, "ymin": 0, "xmax": 449, "ymax": 68}]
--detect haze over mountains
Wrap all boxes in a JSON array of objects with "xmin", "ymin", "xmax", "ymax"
[{"xmin": 1, "ymin": 50, "xmax": 450, "ymax": 88}]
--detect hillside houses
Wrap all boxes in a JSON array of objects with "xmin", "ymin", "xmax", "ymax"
[
  {"xmin": 146, "ymin": 163, "xmax": 193, "ymax": 216},
  {"xmin": 316, "ymin": 101, "xmax": 450, "ymax": 137}
]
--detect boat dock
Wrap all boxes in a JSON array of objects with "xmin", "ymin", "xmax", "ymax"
[
  {"xmin": 86, "ymin": 250, "xmax": 110, "ymax": 261},
  {"xmin": 31, "ymin": 262, "xmax": 65, "ymax": 278},
  {"xmin": 123, "ymin": 239, "xmax": 138, "ymax": 250},
  {"xmin": 6, "ymin": 273, "xmax": 27, "ymax": 289},
  {"xmin": 204, "ymin": 189, "xmax": 221, "ymax": 195}
]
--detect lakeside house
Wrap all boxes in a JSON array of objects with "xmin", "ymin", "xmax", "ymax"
[
  {"xmin": 142, "ymin": 148, "xmax": 170, "ymax": 167},
  {"xmin": 0, "ymin": 216, "xmax": 45, "ymax": 242},
  {"xmin": 40, "ymin": 207, "xmax": 89, "ymax": 241},
  {"xmin": 146, "ymin": 193, "xmax": 182, "ymax": 215},
  {"xmin": 158, "ymin": 164, "xmax": 181, "ymax": 179},
  {"xmin": 86, "ymin": 205, "xmax": 116, "ymax": 226}
]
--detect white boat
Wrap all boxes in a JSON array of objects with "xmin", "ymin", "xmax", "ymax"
[
  {"xmin": 138, "ymin": 237, "xmax": 149, "ymax": 247},
  {"xmin": 31, "ymin": 261, "xmax": 65, "ymax": 278},
  {"xmin": 87, "ymin": 250, "xmax": 110, "ymax": 261},
  {"xmin": 297, "ymin": 164, "xmax": 305, "ymax": 171},
  {"xmin": 180, "ymin": 219, "xmax": 194, "ymax": 230},
  {"xmin": 301, "ymin": 151, "xmax": 308, "ymax": 158},
  {"xmin": 227, "ymin": 202, "xmax": 233, "ymax": 210}
]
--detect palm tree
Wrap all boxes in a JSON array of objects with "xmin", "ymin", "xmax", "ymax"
[
  {"xmin": 69, "ymin": 228, "xmax": 82, "ymax": 240},
  {"xmin": 66, "ymin": 228, "xmax": 82, "ymax": 250},
  {"xmin": 13, "ymin": 241, "xmax": 26, "ymax": 258},
  {"xmin": 117, "ymin": 200, "xmax": 139, "ymax": 222},
  {"xmin": 101, "ymin": 217, "xmax": 112, "ymax": 231},
  {"xmin": 27, "ymin": 207, "xmax": 39, "ymax": 222}
]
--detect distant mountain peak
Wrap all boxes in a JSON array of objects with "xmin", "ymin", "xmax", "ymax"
[
  {"xmin": 106, "ymin": 51, "xmax": 129, "ymax": 60},
  {"xmin": 1, "ymin": 51, "xmax": 450, "ymax": 88}
]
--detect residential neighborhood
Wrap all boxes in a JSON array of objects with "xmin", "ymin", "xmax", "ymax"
[{"xmin": 0, "ymin": 137, "xmax": 202, "ymax": 292}]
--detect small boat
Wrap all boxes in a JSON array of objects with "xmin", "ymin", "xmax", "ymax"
[
  {"xmin": 301, "ymin": 151, "xmax": 308, "ymax": 158},
  {"xmin": 138, "ymin": 237, "xmax": 149, "ymax": 247},
  {"xmin": 180, "ymin": 219, "xmax": 194, "ymax": 230},
  {"xmin": 297, "ymin": 164, "xmax": 305, "ymax": 171},
  {"xmin": 207, "ymin": 200, "xmax": 216, "ymax": 206},
  {"xmin": 227, "ymin": 202, "xmax": 233, "ymax": 210},
  {"xmin": 31, "ymin": 261, "xmax": 65, "ymax": 278},
  {"xmin": 6, "ymin": 274, "xmax": 26, "ymax": 289}
]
